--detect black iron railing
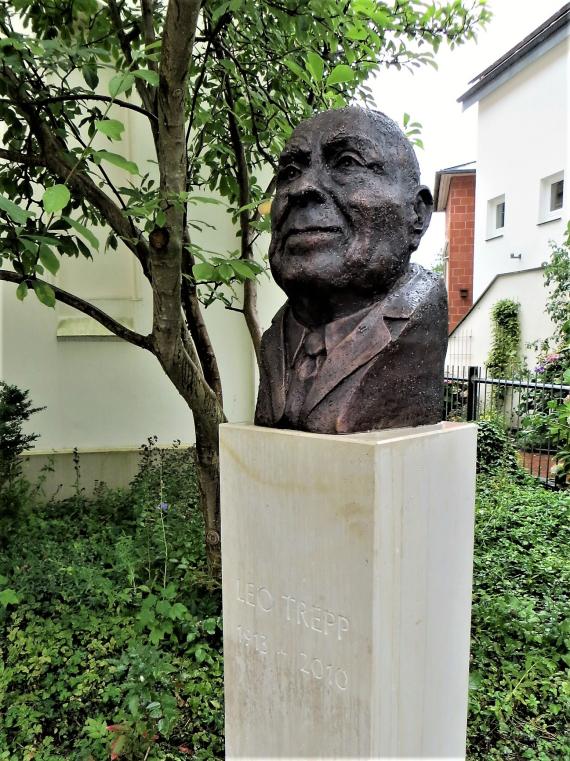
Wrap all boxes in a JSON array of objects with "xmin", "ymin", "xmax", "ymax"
[{"xmin": 444, "ymin": 365, "xmax": 570, "ymax": 487}]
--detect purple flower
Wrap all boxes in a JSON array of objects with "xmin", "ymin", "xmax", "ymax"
[
  {"xmin": 534, "ymin": 365, "xmax": 546, "ymax": 374},
  {"xmin": 157, "ymin": 501, "xmax": 169, "ymax": 512}
]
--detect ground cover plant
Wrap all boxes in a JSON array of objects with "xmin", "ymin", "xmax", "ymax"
[
  {"xmin": 0, "ymin": 442, "xmax": 224, "ymax": 761},
  {"xmin": 1, "ymin": 425, "xmax": 568, "ymax": 759},
  {"xmin": 468, "ymin": 470, "xmax": 569, "ymax": 759}
]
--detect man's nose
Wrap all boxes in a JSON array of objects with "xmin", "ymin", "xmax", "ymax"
[{"xmin": 287, "ymin": 168, "xmax": 326, "ymax": 205}]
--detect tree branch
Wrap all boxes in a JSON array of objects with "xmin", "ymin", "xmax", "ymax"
[
  {"xmin": 181, "ymin": 234, "xmax": 224, "ymax": 403},
  {"xmin": 29, "ymin": 94, "xmax": 158, "ymax": 122},
  {"xmin": 140, "ymin": 0, "xmax": 157, "ymax": 71},
  {"xmin": 106, "ymin": 0, "xmax": 156, "ymax": 116},
  {"xmin": 0, "ymin": 148, "xmax": 46, "ymax": 167},
  {"xmin": 0, "ymin": 270, "xmax": 152, "ymax": 350},
  {"xmin": 153, "ymin": 0, "xmax": 201, "ymax": 366},
  {"xmin": 211, "ymin": 35, "xmax": 262, "ymax": 361},
  {"xmin": 1, "ymin": 66, "xmax": 153, "ymax": 281}
]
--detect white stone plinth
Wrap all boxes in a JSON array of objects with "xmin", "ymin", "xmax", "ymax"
[{"xmin": 220, "ymin": 422, "xmax": 477, "ymax": 760}]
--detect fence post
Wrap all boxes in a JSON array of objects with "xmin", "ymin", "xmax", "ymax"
[{"xmin": 467, "ymin": 366, "xmax": 479, "ymax": 422}]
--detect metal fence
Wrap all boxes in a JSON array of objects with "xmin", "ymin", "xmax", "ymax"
[{"xmin": 444, "ymin": 365, "xmax": 570, "ymax": 487}]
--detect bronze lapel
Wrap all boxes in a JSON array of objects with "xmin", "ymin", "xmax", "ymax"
[{"xmin": 300, "ymin": 301, "xmax": 392, "ymax": 417}]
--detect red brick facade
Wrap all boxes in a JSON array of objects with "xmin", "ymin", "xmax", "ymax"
[{"xmin": 445, "ymin": 174, "xmax": 475, "ymax": 332}]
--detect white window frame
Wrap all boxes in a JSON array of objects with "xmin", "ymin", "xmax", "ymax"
[
  {"xmin": 486, "ymin": 194, "xmax": 505, "ymax": 240},
  {"xmin": 538, "ymin": 170, "xmax": 564, "ymax": 224}
]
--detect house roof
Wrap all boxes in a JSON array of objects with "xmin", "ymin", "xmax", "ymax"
[
  {"xmin": 458, "ymin": 4, "xmax": 570, "ymax": 109},
  {"xmin": 433, "ymin": 161, "xmax": 476, "ymax": 211}
]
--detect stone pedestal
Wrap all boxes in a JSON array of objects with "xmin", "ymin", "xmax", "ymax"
[{"xmin": 220, "ymin": 422, "xmax": 477, "ymax": 760}]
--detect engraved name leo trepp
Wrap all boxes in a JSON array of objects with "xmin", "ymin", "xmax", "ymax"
[{"xmin": 236, "ymin": 578, "xmax": 351, "ymax": 641}]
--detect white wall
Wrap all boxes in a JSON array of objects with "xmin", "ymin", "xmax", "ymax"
[
  {"xmin": 473, "ymin": 40, "xmax": 568, "ymax": 298},
  {"xmin": 446, "ymin": 269, "xmax": 556, "ymax": 371}
]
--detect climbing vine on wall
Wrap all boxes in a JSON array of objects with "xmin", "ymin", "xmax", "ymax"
[{"xmin": 486, "ymin": 299, "xmax": 522, "ymax": 378}]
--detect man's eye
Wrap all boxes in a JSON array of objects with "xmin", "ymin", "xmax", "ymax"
[
  {"xmin": 279, "ymin": 165, "xmax": 301, "ymax": 181},
  {"xmin": 335, "ymin": 154, "xmax": 361, "ymax": 169}
]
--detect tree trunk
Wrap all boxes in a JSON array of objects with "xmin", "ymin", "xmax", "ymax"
[{"xmin": 194, "ymin": 416, "xmax": 222, "ymax": 578}]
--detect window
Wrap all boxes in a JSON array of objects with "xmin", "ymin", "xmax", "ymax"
[
  {"xmin": 495, "ymin": 200, "xmax": 505, "ymax": 229},
  {"xmin": 539, "ymin": 171, "xmax": 564, "ymax": 223},
  {"xmin": 550, "ymin": 179, "xmax": 564, "ymax": 211},
  {"xmin": 486, "ymin": 194, "xmax": 505, "ymax": 239}
]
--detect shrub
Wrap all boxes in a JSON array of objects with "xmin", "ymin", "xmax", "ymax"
[
  {"xmin": 0, "ymin": 382, "xmax": 44, "ymax": 541},
  {"xmin": 477, "ymin": 418, "xmax": 519, "ymax": 473}
]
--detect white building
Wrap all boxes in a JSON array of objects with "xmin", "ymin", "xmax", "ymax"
[{"xmin": 447, "ymin": 4, "xmax": 568, "ymax": 368}]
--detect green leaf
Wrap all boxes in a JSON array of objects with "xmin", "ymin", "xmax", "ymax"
[
  {"xmin": 95, "ymin": 119, "xmax": 125, "ymax": 140},
  {"xmin": 306, "ymin": 51, "xmax": 324, "ymax": 82},
  {"xmin": 82, "ymin": 63, "xmax": 99, "ymax": 89},
  {"xmin": 284, "ymin": 58, "xmax": 310, "ymax": 84},
  {"xmin": 63, "ymin": 217, "xmax": 100, "ymax": 251},
  {"xmin": 326, "ymin": 64, "xmax": 355, "ymax": 86},
  {"xmin": 192, "ymin": 262, "xmax": 216, "ymax": 281},
  {"xmin": 108, "ymin": 72, "xmax": 135, "ymax": 97},
  {"xmin": 0, "ymin": 588, "xmax": 19, "ymax": 607},
  {"xmin": 0, "ymin": 195, "xmax": 34, "ymax": 224},
  {"xmin": 38, "ymin": 245, "xmax": 59, "ymax": 275},
  {"xmin": 42, "ymin": 185, "xmax": 71, "ymax": 214},
  {"xmin": 32, "ymin": 281, "xmax": 56, "ymax": 308},
  {"xmin": 133, "ymin": 69, "xmax": 159, "ymax": 87},
  {"xmin": 16, "ymin": 282, "xmax": 28, "ymax": 301},
  {"xmin": 217, "ymin": 263, "xmax": 233, "ymax": 282},
  {"xmin": 21, "ymin": 234, "xmax": 61, "ymax": 247},
  {"xmin": 231, "ymin": 260, "xmax": 258, "ymax": 280},
  {"xmin": 92, "ymin": 150, "xmax": 139, "ymax": 175}
]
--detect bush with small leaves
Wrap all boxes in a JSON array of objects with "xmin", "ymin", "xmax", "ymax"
[{"xmin": 476, "ymin": 418, "xmax": 519, "ymax": 473}]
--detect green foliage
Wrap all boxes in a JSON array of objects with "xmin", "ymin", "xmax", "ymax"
[
  {"xmin": 468, "ymin": 473, "xmax": 570, "ymax": 759},
  {"xmin": 486, "ymin": 299, "xmax": 522, "ymax": 378},
  {"xmin": 516, "ymin": 347, "xmax": 570, "ymax": 451},
  {"xmin": 476, "ymin": 417, "xmax": 519, "ymax": 474},
  {"xmin": 0, "ymin": 443, "xmax": 223, "ymax": 760}
]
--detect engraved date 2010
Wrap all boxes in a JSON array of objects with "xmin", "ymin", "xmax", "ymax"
[{"xmin": 299, "ymin": 651, "xmax": 348, "ymax": 691}]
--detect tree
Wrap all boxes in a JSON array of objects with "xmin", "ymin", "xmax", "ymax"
[{"xmin": 0, "ymin": 0, "xmax": 490, "ymax": 574}]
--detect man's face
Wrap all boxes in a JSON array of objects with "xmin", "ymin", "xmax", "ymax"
[{"xmin": 269, "ymin": 108, "xmax": 430, "ymax": 298}]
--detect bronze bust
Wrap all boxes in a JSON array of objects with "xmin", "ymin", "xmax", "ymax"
[{"xmin": 255, "ymin": 107, "xmax": 448, "ymax": 434}]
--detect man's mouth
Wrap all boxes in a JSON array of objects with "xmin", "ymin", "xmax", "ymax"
[{"xmin": 284, "ymin": 226, "xmax": 343, "ymax": 242}]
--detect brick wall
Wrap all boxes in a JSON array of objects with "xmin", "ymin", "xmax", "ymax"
[{"xmin": 445, "ymin": 174, "xmax": 475, "ymax": 332}]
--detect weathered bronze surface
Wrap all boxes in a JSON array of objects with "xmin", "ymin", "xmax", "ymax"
[{"xmin": 255, "ymin": 107, "xmax": 448, "ymax": 434}]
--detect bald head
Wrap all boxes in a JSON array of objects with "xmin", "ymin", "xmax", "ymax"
[{"xmin": 269, "ymin": 106, "xmax": 433, "ymax": 310}]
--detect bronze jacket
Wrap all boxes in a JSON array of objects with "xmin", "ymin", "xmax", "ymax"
[{"xmin": 254, "ymin": 264, "xmax": 448, "ymax": 435}]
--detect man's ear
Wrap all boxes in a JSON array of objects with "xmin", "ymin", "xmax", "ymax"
[{"xmin": 412, "ymin": 185, "xmax": 433, "ymax": 239}]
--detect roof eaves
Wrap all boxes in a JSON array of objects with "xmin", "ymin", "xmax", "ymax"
[
  {"xmin": 458, "ymin": 4, "xmax": 570, "ymax": 108},
  {"xmin": 433, "ymin": 163, "xmax": 476, "ymax": 211}
]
